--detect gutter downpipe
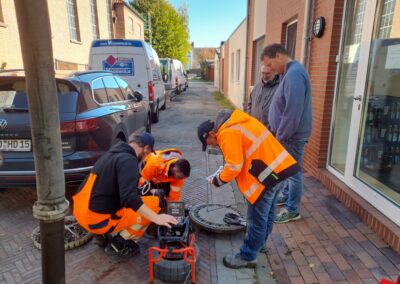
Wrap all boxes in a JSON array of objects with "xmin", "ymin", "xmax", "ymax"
[
  {"xmin": 301, "ymin": 0, "xmax": 313, "ymax": 68},
  {"xmin": 242, "ymin": 0, "xmax": 251, "ymax": 110}
]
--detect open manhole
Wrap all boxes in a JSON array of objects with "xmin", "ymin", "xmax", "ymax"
[
  {"xmin": 189, "ymin": 203, "xmax": 246, "ymax": 234},
  {"xmin": 31, "ymin": 216, "xmax": 92, "ymax": 250}
]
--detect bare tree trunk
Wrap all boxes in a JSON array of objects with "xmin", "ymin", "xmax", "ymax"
[{"xmin": 14, "ymin": 1, "xmax": 69, "ymax": 283}]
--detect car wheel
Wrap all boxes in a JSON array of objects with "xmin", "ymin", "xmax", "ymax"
[
  {"xmin": 146, "ymin": 112, "xmax": 152, "ymax": 133},
  {"xmin": 152, "ymin": 102, "xmax": 159, "ymax": 123},
  {"xmin": 160, "ymin": 93, "xmax": 166, "ymax": 110}
]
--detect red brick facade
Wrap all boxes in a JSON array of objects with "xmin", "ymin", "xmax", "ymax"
[{"xmin": 242, "ymin": 0, "xmax": 400, "ymax": 253}]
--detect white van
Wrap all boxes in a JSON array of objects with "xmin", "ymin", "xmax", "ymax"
[
  {"xmin": 160, "ymin": 58, "xmax": 187, "ymax": 95},
  {"xmin": 89, "ymin": 39, "xmax": 166, "ymax": 123}
]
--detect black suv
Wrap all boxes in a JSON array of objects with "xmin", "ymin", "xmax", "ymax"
[{"xmin": 0, "ymin": 70, "xmax": 151, "ymax": 187}]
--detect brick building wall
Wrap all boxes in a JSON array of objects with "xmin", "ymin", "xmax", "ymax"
[
  {"xmin": 265, "ymin": 0, "xmax": 305, "ymax": 61},
  {"xmin": 0, "ymin": 0, "xmax": 142, "ymax": 71},
  {"xmin": 114, "ymin": 2, "xmax": 144, "ymax": 40},
  {"xmin": 305, "ymin": 0, "xmax": 344, "ymax": 176},
  {"xmin": 0, "ymin": 0, "xmax": 23, "ymax": 70},
  {"xmin": 245, "ymin": 0, "xmax": 255, "ymax": 105}
]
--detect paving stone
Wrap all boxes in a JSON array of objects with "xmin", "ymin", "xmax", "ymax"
[{"xmin": 1, "ymin": 82, "xmax": 399, "ymax": 284}]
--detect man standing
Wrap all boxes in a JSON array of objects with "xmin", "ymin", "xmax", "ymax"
[
  {"xmin": 73, "ymin": 133, "xmax": 177, "ymax": 259},
  {"xmin": 197, "ymin": 109, "xmax": 300, "ymax": 268},
  {"xmin": 262, "ymin": 43, "xmax": 312, "ymax": 223},
  {"xmin": 247, "ymin": 64, "xmax": 280, "ymax": 128},
  {"xmin": 139, "ymin": 148, "xmax": 191, "ymax": 202}
]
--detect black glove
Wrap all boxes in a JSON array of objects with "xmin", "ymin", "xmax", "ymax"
[{"xmin": 211, "ymin": 175, "xmax": 226, "ymax": 187}]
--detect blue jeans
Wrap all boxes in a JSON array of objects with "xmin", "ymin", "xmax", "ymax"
[
  {"xmin": 280, "ymin": 139, "xmax": 307, "ymax": 214},
  {"xmin": 239, "ymin": 186, "xmax": 279, "ymax": 261}
]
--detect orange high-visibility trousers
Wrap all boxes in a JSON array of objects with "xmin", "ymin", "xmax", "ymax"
[{"xmin": 73, "ymin": 173, "xmax": 160, "ymax": 239}]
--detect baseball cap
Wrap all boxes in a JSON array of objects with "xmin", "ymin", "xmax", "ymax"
[
  {"xmin": 197, "ymin": 120, "xmax": 215, "ymax": 152},
  {"xmin": 139, "ymin": 132, "xmax": 155, "ymax": 152}
]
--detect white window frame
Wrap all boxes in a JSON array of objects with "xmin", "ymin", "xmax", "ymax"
[
  {"xmin": 236, "ymin": 49, "xmax": 240, "ymax": 82},
  {"xmin": 90, "ymin": 0, "xmax": 99, "ymax": 39},
  {"xmin": 66, "ymin": 0, "xmax": 80, "ymax": 42}
]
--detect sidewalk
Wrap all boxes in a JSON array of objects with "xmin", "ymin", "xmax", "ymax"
[
  {"xmin": 205, "ymin": 147, "xmax": 400, "ymax": 284},
  {"xmin": 0, "ymin": 81, "xmax": 398, "ymax": 283}
]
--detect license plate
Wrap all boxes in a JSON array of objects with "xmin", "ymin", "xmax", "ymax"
[{"xmin": 0, "ymin": 139, "xmax": 32, "ymax": 151}]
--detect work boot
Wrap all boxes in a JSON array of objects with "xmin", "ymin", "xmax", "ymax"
[
  {"xmin": 93, "ymin": 234, "xmax": 110, "ymax": 247},
  {"xmin": 105, "ymin": 234, "xmax": 140, "ymax": 259},
  {"xmin": 223, "ymin": 253, "xmax": 257, "ymax": 269}
]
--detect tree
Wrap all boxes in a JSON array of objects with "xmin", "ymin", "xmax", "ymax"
[{"xmin": 132, "ymin": 0, "xmax": 191, "ymax": 64}]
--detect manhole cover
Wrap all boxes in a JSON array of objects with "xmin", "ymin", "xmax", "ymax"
[
  {"xmin": 31, "ymin": 216, "xmax": 92, "ymax": 250},
  {"xmin": 189, "ymin": 203, "xmax": 245, "ymax": 234}
]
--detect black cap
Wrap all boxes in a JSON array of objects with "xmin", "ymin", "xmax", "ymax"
[
  {"xmin": 139, "ymin": 132, "xmax": 155, "ymax": 152},
  {"xmin": 197, "ymin": 120, "xmax": 215, "ymax": 152}
]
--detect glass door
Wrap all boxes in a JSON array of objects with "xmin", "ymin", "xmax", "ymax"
[
  {"xmin": 329, "ymin": 0, "xmax": 400, "ymax": 225},
  {"xmin": 353, "ymin": 0, "xmax": 400, "ymax": 203},
  {"xmin": 329, "ymin": 0, "xmax": 367, "ymax": 173},
  {"xmin": 346, "ymin": 0, "xmax": 400, "ymax": 225}
]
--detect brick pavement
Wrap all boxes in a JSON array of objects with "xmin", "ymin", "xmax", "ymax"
[{"xmin": 0, "ymin": 81, "xmax": 399, "ymax": 283}]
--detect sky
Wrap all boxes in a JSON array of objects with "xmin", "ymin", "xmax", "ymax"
[{"xmin": 168, "ymin": 0, "xmax": 247, "ymax": 48}]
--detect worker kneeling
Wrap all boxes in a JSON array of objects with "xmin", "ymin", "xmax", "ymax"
[
  {"xmin": 73, "ymin": 133, "xmax": 178, "ymax": 259},
  {"xmin": 139, "ymin": 148, "xmax": 191, "ymax": 204}
]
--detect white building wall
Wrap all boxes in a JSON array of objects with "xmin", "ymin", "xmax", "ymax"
[
  {"xmin": 253, "ymin": 0, "xmax": 267, "ymax": 40},
  {"xmin": 227, "ymin": 19, "xmax": 246, "ymax": 109},
  {"xmin": 214, "ymin": 52, "xmax": 219, "ymax": 89}
]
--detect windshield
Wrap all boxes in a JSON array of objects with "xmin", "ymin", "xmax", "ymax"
[{"xmin": 0, "ymin": 79, "xmax": 78, "ymax": 113}]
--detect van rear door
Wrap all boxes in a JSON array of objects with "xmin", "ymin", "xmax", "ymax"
[{"xmin": 89, "ymin": 40, "xmax": 149, "ymax": 101}]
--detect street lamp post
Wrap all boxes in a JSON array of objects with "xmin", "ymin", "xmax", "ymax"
[{"xmin": 14, "ymin": 1, "xmax": 69, "ymax": 283}]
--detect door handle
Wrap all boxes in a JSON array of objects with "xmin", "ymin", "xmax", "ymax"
[{"xmin": 353, "ymin": 95, "xmax": 362, "ymax": 101}]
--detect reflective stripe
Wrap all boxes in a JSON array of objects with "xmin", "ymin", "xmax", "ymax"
[
  {"xmin": 257, "ymin": 150, "xmax": 289, "ymax": 183},
  {"xmin": 131, "ymin": 224, "xmax": 144, "ymax": 232},
  {"xmin": 225, "ymin": 163, "xmax": 243, "ymax": 171},
  {"xmin": 170, "ymin": 186, "xmax": 181, "ymax": 192},
  {"xmin": 228, "ymin": 125, "xmax": 271, "ymax": 159},
  {"xmin": 229, "ymin": 125, "xmax": 257, "ymax": 141},
  {"xmin": 245, "ymin": 129, "xmax": 271, "ymax": 158},
  {"xmin": 244, "ymin": 183, "xmax": 259, "ymax": 199}
]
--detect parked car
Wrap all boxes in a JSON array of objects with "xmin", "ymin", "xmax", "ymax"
[
  {"xmin": 89, "ymin": 39, "xmax": 166, "ymax": 123},
  {"xmin": 160, "ymin": 58, "xmax": 186, "ymax": 96},
  {"xmin": 0, "ymin": 70, "xmax": 151, "ymax": 188}
]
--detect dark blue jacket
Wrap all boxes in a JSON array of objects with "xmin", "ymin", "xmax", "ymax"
[{"xmin": 268, "ymin": 60, "xmax": 312, "ymax": 142}]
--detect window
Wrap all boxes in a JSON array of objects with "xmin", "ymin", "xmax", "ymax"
[
  {"xmin": 285, "ymin": 20, "xmax": 297, "ymax": 59},
  {"xmin": 115, "ymin": 77, "xmax": 131, "ymax": 100},
  {"xmin": 66, "ymin": 0, "xmax": 80, "ymax": 41},
  {"xmin": 90, "ymin": 0, "xmax": 99, "ymax": 39},
  {"xmin": 92, "ymin": 78, "xmax": 108, "ymax": 104},
  {"xmin": 105, "ymin": 0, "xmax": 112, "ymax": 38},
  {"xmin": 230, "ymin": 52, "xmax": 234, "ymax": 82},
  {"xmin": 128, "ymin": 17, "xmax": 134, "ymax": 34},
  {"xmin": 103, "ymin": 76, "xmax": 124, "ymax": 102},
  {"xmin": 66, "ymin": 0, "xmax": 80, "ymax": 42},
  {"xmin": 252, "ymin": 36, "xmax": 265, "ymax": 85},
  {"xmin": 0, "ymin": 1, "xmax": 4, "ymax": 23},
  {"xmin": 377, "ymin": 0, "xmax": 396, "ymax": 38},
  {"xmin": 137, "ymin": 23, "xmax": 142, "ymax": 38},
  {"xmin": 236, "ymin": 49, "xmax": 240, "ymax": 82}
]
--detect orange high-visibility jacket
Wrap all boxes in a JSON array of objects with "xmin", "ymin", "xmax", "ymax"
[
  {"xmin": 216, "ymin": 109, "xmax": 300, "ymax": 204},
  {"xmin": 140, "ymin": 148, "xmax": 186, "ymax": 202}
]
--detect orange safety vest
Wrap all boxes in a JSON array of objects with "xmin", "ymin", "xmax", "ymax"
[
  {"xmin": 140, "ymin": 148, "xmax": 185, "ymax": 202},
  {"xmin": 217, "ymin": 109, "xmax": 300, "ymax": 204},
  {"xmin": 73, "ymin": 173, "xmax": 160, "ymax": 239}
]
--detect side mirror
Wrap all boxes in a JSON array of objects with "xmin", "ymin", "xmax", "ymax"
[
  {"xmin": 162, "ymin": 73, "xmax": 169, "ymax": 82},
  {"xmin": 133, "ymin": 90, "xmax": 143, "ymax": 102}
]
